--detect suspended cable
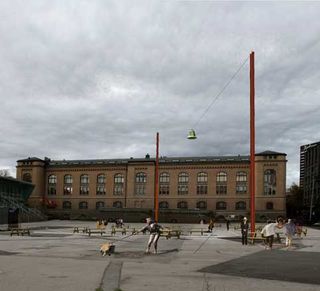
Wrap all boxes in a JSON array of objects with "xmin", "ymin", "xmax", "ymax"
[{"xmin": 193, "ymin": 56, "xmax": 249, "ymax": 128}]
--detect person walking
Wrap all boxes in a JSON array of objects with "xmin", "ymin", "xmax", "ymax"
[
  {"xmin": 240, "ymin": 217, "xmax": 249, "ymax": 245},
  {"xmin": 226, "ymin": 218, "xmax": 230, "ymax": 231},
  {"xmin": 261, "ymin": 219, "xmax": 283, "ymax": 250},
  {"xmin": 208, "ymin": 218, "xmax": 214, "ymax": 233},
  {"xmin": 138, "ymin": 218, "xmax": 163, "ymax": 254},
  {"xmin": 284, "ymin": 219, "xmax": 296, "ymax": 248}
]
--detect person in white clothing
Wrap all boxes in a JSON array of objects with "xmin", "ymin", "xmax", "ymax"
[{"xmin": 261, "ymin": 219, "xmax": 283, "ymax": 250}]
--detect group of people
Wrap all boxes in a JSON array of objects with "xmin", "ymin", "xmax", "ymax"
[
  {"xmin": 240, "ymin": 216, "xmax": 298, "ymax": 249},
  {"xmin": 106, "ymin": 216, "xmax": 301, "ymax": 255}
]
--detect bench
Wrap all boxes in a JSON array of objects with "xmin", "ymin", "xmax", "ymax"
[
  {"xmin": 248, "ymin": 232, "xmax": 286, "ymax": 244},
  {"xmin": 73, "ymin": 227, "xmax": 89, "ymax": 233},
  {"xmin": 10, "ymin": 228, "xmax": 30, "ymax": 236},
  {"xmin": 87, "ymin": 228, "xmax": 106, "ymax": 236},
  {"xmin": 189, "ymin": 229, "xmax": 205, "ymax": 235},
  {"xmin": 161, "ymin": 229, "xmax": 181, "ymax": 239},
  {"xmin": 111, "ymin": 226, "xmax": 127, "ymax": 236}
]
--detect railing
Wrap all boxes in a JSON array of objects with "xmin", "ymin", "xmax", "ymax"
[{"xmin": 0, "ymin": 192, "xmax": 47, "ymax": 221}]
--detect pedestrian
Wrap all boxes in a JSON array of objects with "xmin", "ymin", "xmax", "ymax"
[
  {"xmin": 284, "ymin": 219, "xmax": 296, "ymax": 248},
  {"xmin": 138, "ymin": 218, "xmax": 163, "ymax": 254},
  {"xmin": 226, "ymin": 218, "xmax": 230, "ymax": 231},
  {"xmin": 240, "ymin": 217, "xmax": 249, "ymax": 245},
  {"xmin": 208, "ymin": 218, "xmax": 214, "ymax": 232},
  {"xmin": 261, "ymin": 219, "xmax": 283, "ymax": 250}
]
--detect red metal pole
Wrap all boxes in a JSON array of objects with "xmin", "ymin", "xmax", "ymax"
[
  {"xmin": 155, "ymin": 132, "xmax": 159, "ymax": 222},
  {"xmin": 250, "ymin": 51, "xmax": 255, "ymax": 234}
]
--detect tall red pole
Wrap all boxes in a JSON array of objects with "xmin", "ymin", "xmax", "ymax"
[
  {"xmin": 250, "ymin": 51, "xmax": 255, "ymax": 234},
  {"xmin": 154, "ymin": 132, "xmax": 159, "ymax": 222}
]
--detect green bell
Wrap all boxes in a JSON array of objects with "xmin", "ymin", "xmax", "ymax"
[{"xmin": 187, "ymin": 129, "xmax": 197, "ymax": 140}]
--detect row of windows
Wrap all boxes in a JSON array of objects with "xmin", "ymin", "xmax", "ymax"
[
  {"xmin": 25, "ymin": 170, "xmax": 277, "ymax": 186},
  {"xmin": 30, "ymin": 169, "xmax": 276, "ymax": 196},
  {"xmin": 158, "ymin": 201, "xmax": 274, "ymax": 210},
  {"xmin": 61, "ymin": 200, "xmax": 274, "ymax": 210},
  {"xmin": 47, "ymin": 171, "xmax": 249, "ymax": 185},
  {"xmin": 63, "ymin": 200, "xmax": 123, "ymax": 209},
  {"xmin": 48, "ymin": 184, "xmax": 247, "ymax": 196}
]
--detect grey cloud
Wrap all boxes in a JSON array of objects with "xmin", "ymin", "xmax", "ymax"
[{"xmin": 1, "ymin": 1, "xmax": 320, "ymax": 186}]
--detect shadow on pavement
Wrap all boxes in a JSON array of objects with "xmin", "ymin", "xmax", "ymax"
[{"xmin": 199, "ymin": 250, "xmax": 320, "ymax": 285}]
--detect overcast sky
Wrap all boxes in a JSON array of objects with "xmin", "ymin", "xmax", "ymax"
[{"xmin": 1, "ymin": 1, "xmax": 320, "ymax": 186}]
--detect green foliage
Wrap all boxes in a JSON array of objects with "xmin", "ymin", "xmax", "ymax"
[{"xmin": 286, "ymin": 183, "xmax": 304, "ymax": 217}]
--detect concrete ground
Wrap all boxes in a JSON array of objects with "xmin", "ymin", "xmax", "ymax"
[{"xmin": 0, "ymin": 220, "xmax": 320, "ymax": 291}]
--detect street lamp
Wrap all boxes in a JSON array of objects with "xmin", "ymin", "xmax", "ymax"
[
  {"xmin": 154, "ymin": 132, "xmax": 159, "ymax": 222},
  {"xmin": 187, "ymin": 52, "xmax": 256, "ymax": 233}
]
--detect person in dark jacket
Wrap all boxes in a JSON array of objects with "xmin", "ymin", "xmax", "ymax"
[{"xmin": 240, "ymin": 217, "xmax": 249, "ymax": 245}]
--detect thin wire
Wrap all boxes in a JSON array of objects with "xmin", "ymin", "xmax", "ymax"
[{"xmin": 193, "ymin": 56, "xmax": 249, "ymax": 128}]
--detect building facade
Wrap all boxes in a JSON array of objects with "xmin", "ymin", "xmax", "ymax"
[
  {"xmin": 16, "ymin": 151, "xmax": 287, "ymax": 220},
  {"xmin": 300, "ymin": 142, "xmax": 320, "ymax": 210}
]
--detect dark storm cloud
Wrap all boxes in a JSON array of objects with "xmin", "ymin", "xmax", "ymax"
[{"xmin": 1, "ymin": 1, "xmax": 320, "ymax": 185}]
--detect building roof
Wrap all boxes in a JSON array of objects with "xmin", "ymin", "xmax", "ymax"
[
  {"xmin": 17, "ymin": 157, "xmax": 45, "ymax": 162},
  {"xmin": 17, "ymin": 150, "xmax": 286, "ymax": 167},
  {"xmin": 47, "ymin": 155, "xmax": 250, "ymax": 167},
  {"xmin": 255, "ymin": 150, "xmax": 287, "ymax": 156}
]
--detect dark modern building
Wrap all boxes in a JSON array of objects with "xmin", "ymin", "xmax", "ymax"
[{"xmin": 300, "ymin": 142, "xmax": 320, "ymax": 216}]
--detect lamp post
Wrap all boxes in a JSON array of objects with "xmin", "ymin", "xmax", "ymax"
[
  {"xmin": 154, "ymin": 132, "xmax": 159, "ymax": 222},
  {"xmin": 249, "ymin": 51, "xmax": 256, "ymax": 234},
  {"xmin": 187, "ymin": 52, "xmax": 256, "ymax": 233}
]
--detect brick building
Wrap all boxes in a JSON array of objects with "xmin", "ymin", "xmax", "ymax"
[{"xmin": 16, "ymin": 150, "xmax": 287, "ymax": 220}]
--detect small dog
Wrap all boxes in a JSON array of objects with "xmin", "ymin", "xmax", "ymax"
[{"xmin": 100, "ymin": 243, "xmax": 115, "ymax": 256}]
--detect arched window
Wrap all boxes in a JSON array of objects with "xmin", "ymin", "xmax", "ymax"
[
  {"xmin": 135, "ymin": 172, "xmax": 147, "ymax": 195},
  {"xmin": 48, "ymin": 175, "xmax": 57, "ymax": 184},
  {"xmin": 114, "ymin": 174, "xmax": 124, "ymax": 195},
  {"xmin": 64, "ymin": 175, "xmax": 73, "ymax": 184},
  {"xmin": 178, "ymin": 172, "xmax": 189, "ymax": 195},
  {"xmin": 266, "ymin": 202, "xmax": 274, "ymax": 210},
  {"xmin": 80, "ymin": 174, "xmax": 89, "ymax": 184},
  {"xmin": 96, "ymin": 201, "xmax": 105, "ymax": 209},
  {"xmin": 113, "ymin": 201, "xmax": 123, "ymax": 208},
  {"xmin": 177, "ymin": 201, "xmax": 188, "ymax": 209},
  {"xmin": 159, "ymin": 201, "xmax": 169, "ymax": 209},
  {"xmin": 178, "ymin": 172, "xmax": 189, "ymax": 183},
  {"xmin": 197, "ymin": 172, "xmax": 208, "ymax": 195},
  {"xmin": 236, "ymin": 172, "xmax": 247, "ymax": 182},
  {"xmin": 235, "ymin": 201, "xmax": 246, "ymax": 210},
  {"xmin": 196, "ymin": 201, "xmax": 207, "ymax": 210},
  {"xmin": 79, "ymin": 201, "xmax": 88, "ymax": 209},
  {"xmin": 197, "ymin": 172, "xmax": 208, "ymax": 183},
  {"xmin": 64, "ymin": 174, "xmax": 73, "ymax": 195},
  {"xmin": 22, "ymin": 173, "xmax": 32, "ymax": 183},
  {"xmin": 62, "ymin": 201, "xmax": 72, "ymax": 209},
  {"xmin": 80, "ymin": 174, "xmax": 89, "ymax": 195},
  {"xmin": 96, "ymin": 174, "xmax": 106, "ymax": 195},
  {"xmin": 136, "ymin": 172, "xmax": 147, "ymax": 183},
  {"xmin": 97, "ymin": 174, "xmax": 106, "ymax": 184},
  {"xmin": 216, "ymin": 201, "xmax": 227, "ymax": 210},
  {"xmin": 216, "ymin": 172, "xmax": 227, "ymax": 182},
  {"xmin": 48, "ymin": 175, "xmax": 57, "ymax": 195},
  {"xmin": 160, "ymin": 172, "xmax": 170, "ymax": 183},
  {"xmin": 264, "ymin": 169, "xmax": 276, "ymax": 195}
]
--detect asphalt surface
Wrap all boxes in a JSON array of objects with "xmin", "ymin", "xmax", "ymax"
[{"xmin": 0, "ymin": 220, "xmax": 320, "ymax": 291}]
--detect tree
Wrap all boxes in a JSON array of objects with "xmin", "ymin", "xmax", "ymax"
[
  {"xmin": 286, "ymin": 183, "xmax": 304, "ymax": 218},
  {"xmin": 0, "ymin": 169, "xmax": 10, "ymax": 177}
]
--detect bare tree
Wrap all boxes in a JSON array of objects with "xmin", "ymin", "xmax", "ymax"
[{"xmin": 0, "ymin": 169, "xmax": 11, "ymax": 177}]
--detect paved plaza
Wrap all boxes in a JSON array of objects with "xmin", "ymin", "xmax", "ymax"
[{"xmin": 1, "ymin": 220, "xmax": 320, "ymax": 291}]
